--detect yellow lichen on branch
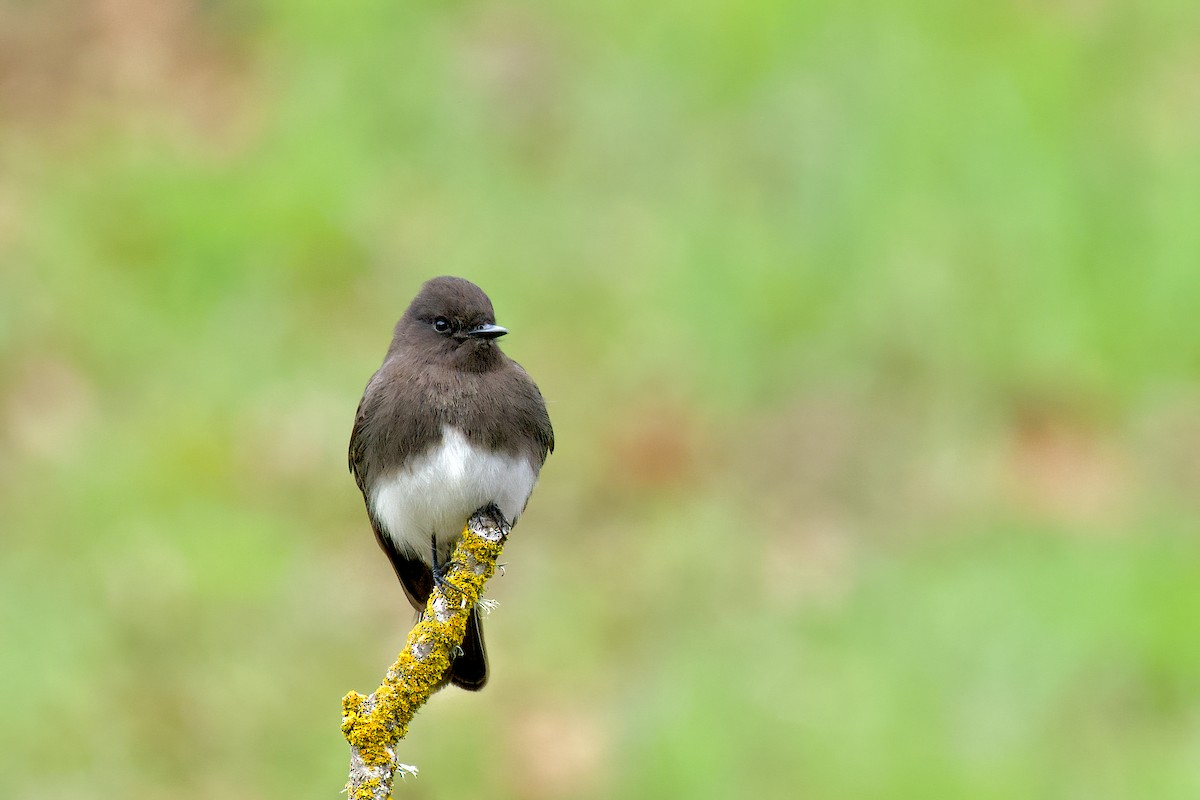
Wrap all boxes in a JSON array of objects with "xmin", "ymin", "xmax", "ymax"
[{"xmin": 342, "ymin": 505, "xmax": 509, "ymax": 800}]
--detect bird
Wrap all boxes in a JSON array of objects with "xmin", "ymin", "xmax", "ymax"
[{"xmin": 348, "ymin": 276, "xmax": 554, "ymax": 690}]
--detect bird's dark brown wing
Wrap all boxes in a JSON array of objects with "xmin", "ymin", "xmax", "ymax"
[
  {"xmin": 505, "ymin": 358, "xmax": 555, "ymax": 466},
  {"xmin": 348, "ymin": 392, "xmax": 372, "ymax": 495},
  {"xmin": 349, "ymin": 384, "xmax": 434, "ymax": 613},
  {"xmin": 378, "ymin": 538, "xmax": 435, "ymax": 612},
  {"xmin": 537, "ymin": 397, "xmax": 555, "ymax": 460},
  {"xmin": 529, "ymin": 373, "xmax": 555, "ymax": 461}
]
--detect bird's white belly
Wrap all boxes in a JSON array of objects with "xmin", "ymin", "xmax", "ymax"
[{"xmin": 370, "ymin": 425, "xmax": 537, "ymax": 559}]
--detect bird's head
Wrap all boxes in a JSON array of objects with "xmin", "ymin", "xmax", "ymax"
[{"xmin": 394, "ymin": 276, "xmax": 508, "ymax": 369}]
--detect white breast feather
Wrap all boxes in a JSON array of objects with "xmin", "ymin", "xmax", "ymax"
[{"xmin": 370, "ymin": 426, "xmax": 538, "ymax": 558}]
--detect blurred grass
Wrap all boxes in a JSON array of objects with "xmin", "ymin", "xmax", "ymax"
[{"xmin": 1, "ymin": 1, "xmax": 1199, "ymax": 798}]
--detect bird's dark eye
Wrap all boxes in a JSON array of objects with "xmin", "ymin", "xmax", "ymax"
[{"xmin": 433, "ymin": 317, "xmax": 452, "ymax": 333}]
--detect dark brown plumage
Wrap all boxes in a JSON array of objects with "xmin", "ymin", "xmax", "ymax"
[{"xmin": 349, "ymin": 276, "xmax": 553, "ymax": 690}]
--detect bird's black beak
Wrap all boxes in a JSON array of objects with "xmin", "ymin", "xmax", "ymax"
[{"xmin": 467, "ymin": 323, "xmax": 508, "ymax": 340}]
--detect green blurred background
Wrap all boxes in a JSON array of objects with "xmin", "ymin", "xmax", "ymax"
[{"xmin": 2, "ymin": 1, "xmax": 1199, "ymax": 798}]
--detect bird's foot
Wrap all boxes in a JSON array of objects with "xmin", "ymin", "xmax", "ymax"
[
  {"xmin": 432, "ymin": 566, "xmax": 466, "ymax": 599},
  {"xmin": 430, "ymin": 533, "xmax": 465, "ymax": 599}
]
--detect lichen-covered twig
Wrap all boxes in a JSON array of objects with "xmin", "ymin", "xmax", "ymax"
[{"xmin": 341, "ymin": 505, "xmax": 510, "ymax": 800}]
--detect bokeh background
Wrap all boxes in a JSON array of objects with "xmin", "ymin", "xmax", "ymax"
[{"xmin": 2, "ymin": 1, "xmax": 1199, "ymax": 798}]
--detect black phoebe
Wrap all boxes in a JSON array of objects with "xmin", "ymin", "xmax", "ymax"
[{"xmin": 349, "ymin": 276, "xmax": 554, "ymax": 690}]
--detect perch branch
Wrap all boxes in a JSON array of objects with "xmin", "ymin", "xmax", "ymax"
[{"xmin": 341, "ymin": 505, "xmax": 510, "ymax": 799}]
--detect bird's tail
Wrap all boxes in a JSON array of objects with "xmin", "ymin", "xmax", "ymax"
[{"xmin": 449, "ymin": 607, "xmax": 488, "ymax": 690}]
